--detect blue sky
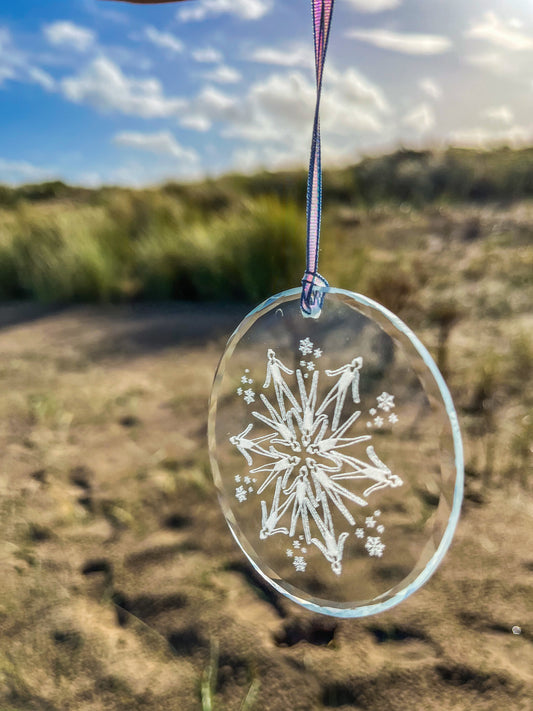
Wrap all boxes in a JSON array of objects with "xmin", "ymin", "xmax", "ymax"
[{"xmin": 0, "ymin": 0, "xmax": 532, "ymax": 186}]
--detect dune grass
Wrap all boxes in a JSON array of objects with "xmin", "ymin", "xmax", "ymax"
[{"xmin": 1, "ymin": 146, "xmax": 533, "ymax": 306}]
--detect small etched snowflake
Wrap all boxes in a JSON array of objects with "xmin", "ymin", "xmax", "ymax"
[
  {"xmin": 374, "ymin": 416, "xmax": 384, "ymax": 428},
  {"xmin": 248, "ymin": 486, "xmax": 254, "ymax": 493},
  {"xmin": 388, "ymin": 413, "xmax": 398, "ymax": 424},
  {"xmin": 300, "ymin": 360, "xmax": 306, "ymax": 367},
  {"xmin": 293, "ymin": 556, "xmax": 307, "ymax": 572},
  {"xmin": 366, "ymin": 537, "xmax": 385, "ymax": 557},
  {"xmin": 377, "ymin": 392, "xmax": 395, "ymax": 412},
  {"xmin": 235, "ymin": 486, "xmax": 247, "ymax": 503},
  {"xmin": 244, "ymin": 476, "xmax": 251, "ymax": 484},
  {"xmin": 374, "ymin": 510, "xmax": 381, "ymax": 517},
  {"xmin": 301, "ymin": 547, "xmax": 307, "ymax": 554},
  {"xmin": 243, "ymin": 389, "xmax": 255, "ymax": 404},
  {"xmin": 293, "ymin": 540, "xmax": 300, "ymax": 549},
  {"xmin": 314, "ymin": 348, "xmax": 322, "ymax": 359},
  {"xmin": 377, "ymin": 524, "xmax": 385, "ymax": 534},
  {"xmin": 237, "ymin": 387, "xmax": 242, "ymax": 395},
  {"xmin": 307, "ymin": 362, "xmax": 315, "ymax": 371},
  {"xmin": 235, "ymin": 475, "xmax": 241, "ymax": 483},
  {"xmin": 241, "ymin": 375, "xmax": 249, "ymax": 384},
  {"xmin": 299, "ymin": 338, "xmax": 313, "ymax": 356},
  {"xmin": 355, "ymin": 528, "xmax": 364, "ymax": 538},
  {"xmin": 369, "ymin": 408, "xmax": 377, "ymax": 416},
  {"xmin": 366, "ymin": 516, "xmax": 376, "ymax": 528},
  {"xmin": 286, "ymin": 549, "xmax": 293, "ymax": 557}
]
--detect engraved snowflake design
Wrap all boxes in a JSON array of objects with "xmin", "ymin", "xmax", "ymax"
[{"xmin": 229, "ymin": 339, "xmax": 403, "ymax": 575}]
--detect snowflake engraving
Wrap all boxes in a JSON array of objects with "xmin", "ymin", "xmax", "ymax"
[
  {"xmin": 299, "ymin": 338, "xmax": 314, "ymax": 356},
  {"xmin": 235, "ymin": 486, "xmax": 247, "ymax": 503},
  {"xmin": 230, "ymin": 343, "xmax": 403, "ymax": 575},
  {"xmin": 377, "ymin": 392, "xmax": 395, "ymax": 412},
  {"xmin": 293, "ymin": 556, "xmax": 307, "ymax": 572},
  {"xmin": 365, "ymin": 537, "xmax": 385, "ymax": 557}
]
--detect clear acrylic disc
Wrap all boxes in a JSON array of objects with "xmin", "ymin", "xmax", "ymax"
[{"xmin": 208, "ymin": 288, "xmax": 463, "ymax": 618}]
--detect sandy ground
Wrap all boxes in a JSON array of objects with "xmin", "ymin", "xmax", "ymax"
[{"xmin": 0, "ymin": 302, "xmax": 531, "ymax": 711}]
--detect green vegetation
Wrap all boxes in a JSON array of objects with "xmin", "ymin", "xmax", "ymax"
[{"xmin": 0, "ymin": 146, "xmax": 533, "ymax": 304}]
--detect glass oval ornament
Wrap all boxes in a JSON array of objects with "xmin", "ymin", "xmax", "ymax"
[{"xmin": 208, "ymin": 288, "xmax": 463, "ymax": 618}]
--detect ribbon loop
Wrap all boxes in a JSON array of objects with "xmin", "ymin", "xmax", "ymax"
[{"xmin": 300, "ymin": 0, "xmax": 335, "ymax": 319}]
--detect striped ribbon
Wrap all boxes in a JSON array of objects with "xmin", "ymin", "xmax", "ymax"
[{"xmin": 300, "ymin": 0, "xmax": 335, "ymax": 318}]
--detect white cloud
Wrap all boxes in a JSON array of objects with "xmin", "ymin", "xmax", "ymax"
[
  {"xmin": 465, "ymin": 51, "xmax": 513, "ymax": 75},
  {"xmin": 0, "ymin": 157, "xmax": 57, "ymax": 185},
  {"xmin": 61, "ymin": 57, "xmax": 185, "ymax": 118},
  {"xmin": 218, "ymin": 67, "xmax": 389, "ymax": 162},
  {"xmin": 345, "ymin": 0, "xmax": 402, "ymax": 12},
  {"xmin": 143, "ymin": 26, "xmax": 184, "ymax": 54},
  {"xmin": 232, "ymin": 144, "xmax": 305, "ymax": 173},
  {"xmin": 181, "ymin": 115, "xmax": 212, "ymax": 132},
  {"xmin": 202, "ymin": 64, "xmax": 241, "ymax": 84},
  {"xmin": 192, "ymin": 47, "xmax": 223, "ymax": 63},
  {"xmin": 43, "ymin": 21, "xmax": 96, "ymax": 52},
  {"xmin": 403, "ymin": 102, "xmax": 435, "ymax": 132},
  {"xmin": 0, "ymin": 65, "xmax": 15, "ymax": 86},
  {"xmin": 180, "ymin": 85, "xmax": 237, "ymax": 131},
  {"xmin": 0, "ymin": 26, "xmax": 56, "ymax": 91},
  {"xmin": 449, "ymin": 125, "xmax": 531, "ymax": 148},
  {"xmin": 27, "ymin": 66, "xmax": 55, "ymax": 91},
  {"xmin": 76, "ymin": 170, "xmax": 102, "ymax": 187},
  {"xmin": 247, "ymin": 44, "xmax": 312, "ymax": 68},
  {"xmin": 419, "ymin": 77, "xmax": 442, "ymax": 100},
  {"xmin": 481, "ymin": 105, "xmax": 514, "ymax": 125},
  {"xmin": 466, "ymin": 11, "xmax": 533, "ymax": 51},
  {"xmin": 107, "ymin": 160, "xmax": 203, "ymax": 187},
  {"xmin": 113, "ymin": 130, "xmax": 198, "ymax": 162},
  {"xmin": 178, "ymin": 0, "xmax": 271, "ymax": 22},
  {"xmin": 0, "ymin": 27, "xmax": 25, "ymax": 74},
  {"xmin": 347, "ymin": 28, "xmax": 452, "ymax": 54}
]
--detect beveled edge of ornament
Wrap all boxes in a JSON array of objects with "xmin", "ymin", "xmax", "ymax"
[{"xmin": 208, "ymin": 286, "xmax": 464, "ymax": 618}]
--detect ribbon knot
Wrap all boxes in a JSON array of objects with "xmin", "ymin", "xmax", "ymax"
[{"xmin": 301, "ymin": 271, "xmax": 329, "ymax": 319}]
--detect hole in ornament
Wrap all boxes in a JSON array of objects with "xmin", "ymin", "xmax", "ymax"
[{"xmin": 275, "ymin": 308, "xmax": 284, "ymax": 318}]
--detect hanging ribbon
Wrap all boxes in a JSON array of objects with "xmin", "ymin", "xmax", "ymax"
[{"xmin": 300, "ymin": 0, "xmax": 335, "ymax": 318}]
